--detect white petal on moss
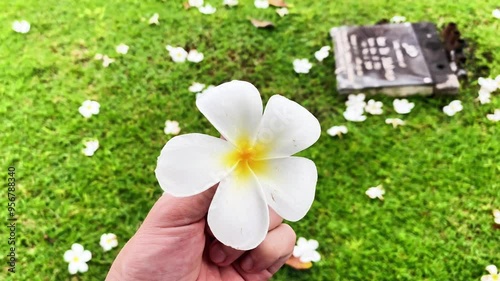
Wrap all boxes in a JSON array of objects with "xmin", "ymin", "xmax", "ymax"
[
  {"xmin": 259, "ymin": 157, "xmax": 317, "ymax": 221},
  {"xmin": 254, "ymin": 0, "xmax": 269, "ymax": 9},
  {"xmin": 326, "ymin": 125, "xmax": 348, "ymax": 137},
  {"xmin": 115, "ymin": 44, "xmax": 129, "ymax": 55},
  {"xmin": 155, "ymin": 134, "xmax": 236, "ymax": 197},
  {"xmin": 12, "ymin": 20, "xmax": 30, "ymax": 33},
  {"xmin": 149, "ymin": 13, "xmax": 159, "ymax": 25},
  {"xmin": 207, "ymin": 171, "xmax": 269, "ymax": 250},
  {"xmin": 293, "ymin": 59, "xmax": 312, "ymax": 74},
  {"xmin": 254, "ymin": 95, "xmax": 321, "ymax": 159},
  {"xmin": 187, "ymin": 49, "xmax": 204, "ymax": 62},
  {"xmin": 196, "ymin": 80, "xmax": 263, "ymax": 145},
  {"xmin": 276, "ymin": 7, "xmax": 289, "ymax": 17},
  {"xmin": 189, "ymin": 82, "xmax": 206, "ymax": 93},
  {"xmin": 393, "ymin": 99, "xmax": 414, "ymax": 114},
  {"xmin": 365, "ymin": 99, "xmax": 383, "ymax": 115},
  {"xmin": 199, "ymin": 4, "xmax": 216, "ymax": 15},
  {"xmin": 223, "ymin": 0, "xmax": 239, "ymax": 6},
  {"xmin": 189, "ymin": 0, "xmax": 204, "ymax": 7}
]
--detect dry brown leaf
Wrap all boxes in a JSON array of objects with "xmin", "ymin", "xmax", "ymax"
[
  {"xmin": 268, "ymin": 0, "xmax": 288, "ymax": 7},
  {"xmin": 183, "ymin": 2, "xmax": 190, "ymax": 9},
  {"xmin": 250, "ymin": 18, "xmax": 275, "ymax": 29},
  {"xmin": 285, "ymin": 256, "xmax": 313, "ymax": 270}
]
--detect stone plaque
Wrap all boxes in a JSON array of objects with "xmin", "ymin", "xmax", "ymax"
[{"xmin": 330, "ymin": 22, "xmax": 459, "ymax": 96}]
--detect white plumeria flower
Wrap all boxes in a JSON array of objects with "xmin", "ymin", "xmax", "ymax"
[
  {"xmin": 390, "ymin": 15, "xmax": 406, "ymax": 23},
  {"xmin": 223, "ymin": 0, "xmax": 239, "ymax": 6},
  {"xmin": 189, "ymin": 0, "xmax": 204, "ymax": 7},
  {"xmin": 12, "ymin": 20, "xmax": 30, "ymax": 33},
  {"xmin": 385, "ymin": 118, "xmax": 405, "ymax": 128},
  {"xmin": 478, "ymin": 89, "xmax": 492, "ymax": 104},
  {"xmin": 166, "ymin": 45, "xmax": 188, "ymax": 63},
  {"xmin": 115, "ymin": 43, "xmax": 129, "ymax": 55},
  {"xmin": 187, "ymin": 49, "xmax": 204, "ymax": 63},
  {"xmin": 102, "ymin": 55, "xmax": 115, "ymax": 67},
  {"xmin": 343, "ymin": 107, "xmax": 366, "ymax": 122},
  {"xmin": 481, "ymin": 264, "xmax": 499, "ymax": 281},
  {"xmin": 164, "ymin": 120, "xmax": 181, "ymax": 135},
  {"xmin": 82, "ymin": 140, "xmax": 99, "ymax": 156},
  {"xmin": 443, "ymin": 100, "xmax": 463, "ymax": 116},
  {"xmin": 393, "ymin": 99, "xmax": 414, "ymax": 114},
  {"xmin": 487, "ymin": 109, "xmax": 500, "ymax": 122},
  {"xmin": 345, "ymin": 93, "xmax": 366, "ymax": 108},
  {"xmin": 493, "ymin": 9, "xmax": 500, "ymax": 19},
  {"xmin": 365, "ymin": 99, "xmax": 383, "ymax": 115},
  {"xmin": 326, "ymin": 125, "xmax": 348, "ymax": 137},
  {"xmin": 63, "ymin": 243, "xmax": 92, "ymax": 275},
  {"xmin": 189, "ymin": 82, "xmax": 206, "ymax": 93},
  {"xmin": 493, "ymin": 209, "xmax": 500, "ymax": 224},
  {"xmin": 293, "ymin": 59, "xmax": 313, "ymax": 74},
  {"xmin": 199, "ymin": 4, "xmax": 217, "ymax": 14},
  {"xmin": 197, "ymin": 85, "xmax": 215, "ymax": 99},
  {"xmin": 254, "ymin": 0, "xmax": 269, "ymax": 9},
  {"xmin": 314, "ymin": 46, "xmax": 330, "ymax": 62},
  {"xmin": 78, "ymin": 100, "xmax": 100, "ymax": 118},
  {"xmin": 155, "ymin": 80, "xmax": 320, "ymax": 250},
  {"xmin": 366, "ymin": 185, "xmax": 385, "ymax": 200},
  {"xmin": 276, "ymin": 7, "xmax": 289, "ymax": 17},
  {"xmin": 479, "ymin": 77, "xmax": 498, "ymax": 93},
  {"xmin": 148, "ymin": 13, "xmax": 160, "ymax": 25},
  {"xmin": 293, "ymin": 237, "xmax": 321, "ymax": 263},
  {"xmin": 100, "ymin": 233, "xmax": 118, "ymax": 251}
]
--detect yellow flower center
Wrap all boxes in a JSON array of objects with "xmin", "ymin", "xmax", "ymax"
[
  {"xmin": 493, "ymin": 274, "xmax": 499, "ymax": 281},
  {"xmin": 73, "ymin": 256, "xmax": 80, "ymax": 263},
  {"xmin": 224, "ymin": 137, "xmax": 268, "ymax": 181}
]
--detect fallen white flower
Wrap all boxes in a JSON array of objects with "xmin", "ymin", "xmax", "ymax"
[
  {"xmin": 187, "ymin": 49, "xmax": 204, "ymax": 63},
  {"xmin": 199, "ymin": 4, "xmax": 216, "ymax": 14},
  {"xmin": 189, "ymin": 82, "xmax": 206, "ymax": 93},
  {"xmin": 345, "ymin": 93, "xmax": 366, "ymax": 108},
  {"xmin": 223, "ymin": 0, "xmax": 239, "ymax": 6},
  {"xmin": 102, "ymin": 55, "xmax": 115, "ymax": 67},
  {"xmin": 293, "ymin": 237, "xmax": 321, "ymax": 263},
  {"xmin": 115, "ymin": 43, "xmax": 129, "ymax": 55},
  {"xmin": 78, "ymin": 100, "xmax": 100, "ymax": 118},
  {"xmin": 293, "ymin": 59, "xmax": 312, "ymax": 74},
  {"xmin": 63, "ymin": 243, "xmax": 92, "ymax": 275},
  {"xmin": 366, "ymin": 185, "xmax": 384, "ymax": 200},
  {"xmin": 94, "ymin": 53, "xmax": 103, "ymax": 60},
  {"xmin": 164, "ymin": 120, "xmax": 181, "ymax": 135},
  {"xmin": 343, "ymin": 107, "xmax": 366, "ymax": 122},
  {"xmin": 189, "ymin": 0, "xmax": 204, "ymax": 7},
  {"xmin": 443, "ymin": 100, "xmax": 463, "ymax": 116},
  {"xmin": 100, "ymin": 233, "xmax": 118, "ymax": 251},
  {"xmin": 326, "ymin": 125, "xmax": 348, "ymax": 137},
  {"xmin": 385, "ymin": 118, "xmax": 405, "ymax": 128},
  {"xmin": 487, "ymin": 109, "xmax": 500, "ymax": 122},
  {"xmin": 314, "ymin": 46, "xmax": 330, "ymax": 62},
  {"xmin": 155, "ymin": 80, "xmax": 320, "ymax": 250},
  {"xmin": 493, "ymin": 209, "xmax": 500, "ymax": 224},
  {"xmin": 393, "ymin": 99, "xmax": 414, "ymax": 114},
  {"xmin": 478, "ymin": 77, "xmax": 498, "ymax": 93},
  {"xmin": 166, "ymin": 45, "xmax": 188, "ymax": 63},
  {"xmin": 478, "ymin": 89, "xmax": 491, "ymax": 104},
  {"xmin": 276, "ymin": 7, "xmax": 289, "ymax": 17},
  {"xmin": 481, "ymin": 264, "xmax": 499, "ymax": 281},
  {"xmin": 254, "ymin": 0, "xmax": 269, "ymax": 9},
  {"xmin": 493, "ymin": 8, "xmax": 500, "ymax": 19},
  {"xmin": 365, "ymin": 99, "xmax": 383, "ymax": 115},
  {"xmin": 149, "ymin": 13, "xmax": 160, "ymax": 25},
  {"xmin": 12, "ymin": 20, "xmax": 30, "ymax": 34},
  {"xmin": 390, "ymin": 15, "xmax": 406, "ymax": 23},
  {"xmin": 82, "ymin": 140, "xmax": 99, "ymax": 156}
]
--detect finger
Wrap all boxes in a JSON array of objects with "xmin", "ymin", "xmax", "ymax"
[
  {"xmin": 141, "ymin": 184, "xmax": 217, "ymax": 229},
  {"xmin": 239, "ymin": 224, "xmax": 296, "ymax": 273},
  {"xmin": 209, "ymin": 207, "xmax": 283, "ymax": 266}
]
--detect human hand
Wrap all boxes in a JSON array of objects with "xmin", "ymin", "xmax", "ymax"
[{"xmin": 106, "ymin": 185, "xmax": 296, "ymax": 281}]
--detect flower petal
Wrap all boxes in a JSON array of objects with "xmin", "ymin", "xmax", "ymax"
[
  {"xmin": 68, "ymin": 263, "xmax": 79, "ymax": 275},
  {"xmin": 196, "ymin": 80, "xmax": 263, "ymax": 145},
  {"xmin": 207, "ymin": 171, "xmax": 269, "ymax": 250},
  {"xmin": 155, "ymin": 134, "xmax": 235, "ymax": 197},
  {"xmin": 78, "ymin": 262, "xmax": 89, "ymax": 273},
  {"xmin": 258, "ymin": 157, "xmax": 317, "ymax": 221},
  {"xmin": 63, "ymin": 250, "xmax": 74, "ymax": 262},
  {"xmin": 81, "ymin": 250, "xmax": 92, "ymax": 262},
  {"xmin": 254, "ymin": 95, "xmax": 320, "ymax": 159},
  {"xmin": 486, "ymin": 264, "xmax": 498, "ymax": 275},
  {"xmin": 71, "ymin": 243, "xmax": 84, "ymax": 253}
]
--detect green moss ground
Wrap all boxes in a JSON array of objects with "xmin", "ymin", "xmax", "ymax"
[{"xmin": 1, "ymin": 0, "xmax": 499, "ymax": 280}]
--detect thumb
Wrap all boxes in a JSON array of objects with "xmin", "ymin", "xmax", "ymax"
[{"xmin": 141, "ymin": 185, "xmax": 217, "ymax": 229}]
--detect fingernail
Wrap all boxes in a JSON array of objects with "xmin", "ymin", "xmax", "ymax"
[
  {"xmin": 210, "ymin": 246, "xmax": 226, "ymax": 264},
  {"xmin": 241, "ymin": 257, "xmax": 254, "ymax": 272}
]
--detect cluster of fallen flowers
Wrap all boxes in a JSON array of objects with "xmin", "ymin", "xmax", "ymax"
[{"xmin": 63, "ymin": 233, "xmax": 118, "ymax": 274}]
